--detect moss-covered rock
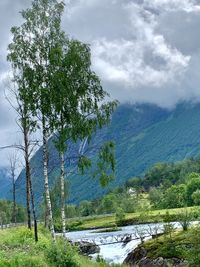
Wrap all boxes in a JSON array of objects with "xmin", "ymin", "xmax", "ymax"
[{"xmin": 124, "ymin": 246, "xmax": 189, "ymax": 267}]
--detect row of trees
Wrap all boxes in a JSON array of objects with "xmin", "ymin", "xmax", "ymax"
[
  {"xmin": 7, "ymin": 0, "xmax": 117, "ymax": 241},
  {"xmin": 149, "ymin": 172, "xmax": 200, "ymax": 209},
  {"xmin": 125, "ymin": 158, "xmax": 200, "ymax": 191},
  {"xmin": 0, "ymin": 200, "xmax": 26, "ymax": 226}
]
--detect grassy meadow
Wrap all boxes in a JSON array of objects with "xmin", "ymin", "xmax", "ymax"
[
  {"xmin": 0, "ymin": 226, "xmax": 123, "ymax": 267},
  {"xmin": 61, "ymin": 206, "xmax": 200, "ymax": 231}
]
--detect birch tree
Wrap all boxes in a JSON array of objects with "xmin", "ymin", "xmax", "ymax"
[
  {"xmin": 8, "ymin": 0, "xmax": 66, "ymax": 241},
  {"xmin": 51, "ymin": 39, "xmax": 117, "ymax": 236},
  {"xmin": 8, "ymin": 0, "xmax": 117, "ymax": 240},
  {"xmin": 5, "ymin": 82, "xmax": 33, "ymax": 231},
  {"xmin": 7, "ymin": 12, "xmax": 40, "ymax": 241},
  {"xmin": 5, "ymin": 80, "xmax": 38, "ymax": 242}
]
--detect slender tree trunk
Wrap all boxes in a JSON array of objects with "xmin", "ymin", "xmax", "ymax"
[
  {"xmin": 24, "ymin": 128, "xmax": 31, "ymax": 230},
  {"xmin": 60, "ymin": 151, "xmax": 66, "ymax": 237},
  {"xmin": 29, "ymin": 172, "xmax": 38, "ymax": 242},
  {"xmin": 42, "ymin": 118, "xmax": 55, "ymax": 241},
  {"xmin": 12, "ymin": 172, "xmax": 16, "ymax": 224},
  {"xmin": 44, "ymin": 198, "xmax": 48, "ymax": 228}
]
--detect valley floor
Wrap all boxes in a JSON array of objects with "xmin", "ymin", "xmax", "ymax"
[
  {"xmin": 63, "ymin": 206, "xmax": 200, "ymax": 231},
  {"xmin": 1, "ymin": 206, "xmax": 200, "ymax": 266}
]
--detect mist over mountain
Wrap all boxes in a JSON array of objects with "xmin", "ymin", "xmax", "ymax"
[
  {"xmin": 1, "ymin": 1, "xmax": 200, "ymax": 160},
  {"xmin": 1, "ymin": 102, "xmax": 200, "ymax": 206}
]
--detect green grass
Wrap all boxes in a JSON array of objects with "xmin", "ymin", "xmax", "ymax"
[
  {"xmin": 143, "ymin": 230, "xmax": 189, "ymax": 259},
  {"xmin": 0, "ymin": 226, "xmax": 51, "ymax": 267},
  {"xmin": 0, "ymin": 226, "xmax": 124, "ymax": 267},
  {"xmin": 140, "ymin": 225, "xmax": 200, "ymax": 266},
  {"xmin": 64, "ymin": 206, "xmax": 200, "ymax": 231}
]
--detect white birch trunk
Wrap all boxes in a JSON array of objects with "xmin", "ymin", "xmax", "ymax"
[
  {"xmin": 43, "ymin": 122, "xmax": 55, "ymax": 241},
  {"xmin": 60, "ymin": 151, "xmax": 66, "ymax": 237},
  {"xmin": 24, "ymin": 127, "xmax": 31, "ymax": 230}
]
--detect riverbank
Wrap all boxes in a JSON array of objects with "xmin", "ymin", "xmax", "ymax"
[
  {"xmin": 124, "ymin": 225, "xmax": 200, "ymax": 266},
  {"xmin": 1, "ymin": 220, "xmax": 199, "ymax": 266},
  {"xmin": 58, "ymin": 206, "xmax": 200, "ymax": 231},
  {"xmin": 0, "ymin": 226, "xmax": 124, "ymax": 267}
]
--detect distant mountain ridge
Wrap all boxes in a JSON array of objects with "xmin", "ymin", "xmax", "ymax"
[{"xmin": 3, "ymin": 102, "xmax": 200, "ymax": 205}]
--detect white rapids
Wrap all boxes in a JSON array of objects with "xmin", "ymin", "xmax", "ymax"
[{"xmin": 65, "ymin": 222, "xmax": 184, "ymax": 264}]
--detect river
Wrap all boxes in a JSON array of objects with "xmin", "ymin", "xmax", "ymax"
[{"xmin": 65, "ymin": 222, "xmax": 182, "ymax": 264}]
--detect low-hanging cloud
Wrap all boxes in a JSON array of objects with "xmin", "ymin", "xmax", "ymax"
[
  {"xmin": 64, "ymin": 0, "xmax": 200, "ymax": 107},
  {"xmin": 1, "ymin": 0, "xmax": 200, "ymax": 166}
]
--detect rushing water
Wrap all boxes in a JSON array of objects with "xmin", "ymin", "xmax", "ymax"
[{"xmin": 65, "ymin": 222, "xmax": 181, "ymax": 264}]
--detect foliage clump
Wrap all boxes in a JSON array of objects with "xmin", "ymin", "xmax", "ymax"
[
  {"xmin": 0, "ymin": 226, "xmax": 125, "ymax": 267},
  {"xmin": 46, "ymin": 239, "xmax": 80, "ymax": 267}
]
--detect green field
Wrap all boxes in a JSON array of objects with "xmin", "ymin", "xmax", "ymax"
[{"xmin": 64, "ymin": 206, "xmax": 200, "ymax": 231}]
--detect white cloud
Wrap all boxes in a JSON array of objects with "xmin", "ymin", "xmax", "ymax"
[
  {"xmin": 143, "ymin": 0, "xmax": 200, "ymax": 12},
  {"xmin": 88, "ymin": 1, "xmax": 191, "ymax": 103},
  {"xmin": 1, "ymin": 0, "xmax": 200, "ymax": 166},
  {"xmin": 63, "ymin": 0, "xmax": 200, "ymax": 107},
  {"xmin": 91, "ymin": 31, "xmax": 190, "ymax": 88}
]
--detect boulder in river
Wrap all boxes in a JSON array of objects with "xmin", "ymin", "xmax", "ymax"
[{"xmin": 73, "ymin": 241, "xmax": 100, "ymax": 255}]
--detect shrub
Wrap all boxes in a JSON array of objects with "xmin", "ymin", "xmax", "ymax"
[
  {"xmin": 55, "ymin": 220, "xmax": 83, "ymax": 232},
  {"xmin": 157, "ymin": 242, "xmax": 183, "ymax": 259},
  {"xmin": 46, "ymin": 239, "xmax": 80, "ymax": 267},
  {"xmin": 115, "ymin": 208, "xmax": 125, "ymax": 225},
  {"xmin": 192, "ymin": 189, "xmax": 200, "ymax": 205},
  {"xmin": 178, "ymin": 210, "xmax": 192, "ymax": 231},
  {"xmin": 0, "ymin": 255, "xmax": 48, "ymax": 267},
  {"xmin": 186, "ymin": 227, "xmax": 200, "ymax": 266}
]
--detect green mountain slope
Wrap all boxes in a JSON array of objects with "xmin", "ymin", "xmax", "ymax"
[
  {"xmin": 5, "ymin": 102, "xmax": 200, "ymax": 205},
  {"xmin": 0, "ymin": 169, "xmax": 11, "ymax": 198}
]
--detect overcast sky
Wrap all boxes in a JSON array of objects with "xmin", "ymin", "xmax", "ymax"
[{"xmin": 1, "ymin": 0, "xmax": 200, "ymax": 167}]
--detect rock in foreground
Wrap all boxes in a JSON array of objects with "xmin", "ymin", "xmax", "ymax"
[{"xmin": 124, "ymin": 246, "xmax": 189, "ymax": 267}]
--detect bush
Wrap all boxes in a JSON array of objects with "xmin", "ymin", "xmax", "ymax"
[
  {"xmin": 186, "ymin": 227, "xmax": 200, "ymax": 266},
  {"xmin": 0, "ymin": 227, "xmax": 34, "ymax": 247},
  {"xmin": 157, "ymin": 242, "xmax": 183, "ymax": 259},
  {"xmin": 55, "ymin": 219, "xmax": 83, "ymax": 232},
  {"xmin": 192, "ymin": 189, "xmax": 200, "ymax": 205},
  {"xmin": 178, "ymin": 210, "xmax": 192, "ymax": 231},
  {"xmin": 46, "ymin": 239, "xmax": 80, "ymax": 267},
  {"xmin": 0, "ymin": 254, "xmax": 48, "ymax": 267},
  {"xmin": 115, "ymin": 208, "xmax": 125, "ymax": 225}
]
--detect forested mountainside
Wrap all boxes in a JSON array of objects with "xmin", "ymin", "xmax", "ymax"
[
  {"xmin": 0, "ymin": 169, "xmax": 11, "ymax": 198},
  {"xmin": 3, "ymin": 102, "xmax": 200, "ymax": 205}
]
